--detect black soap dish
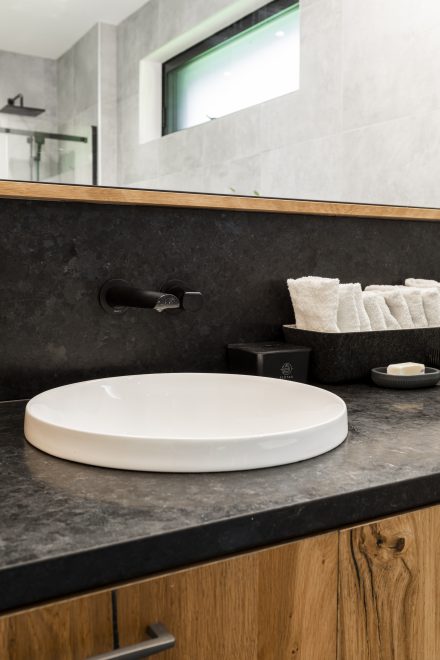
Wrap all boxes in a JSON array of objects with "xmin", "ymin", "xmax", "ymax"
[{"xmin": 371, "ymin": 367, "xmax": 440, "ymax": 389}]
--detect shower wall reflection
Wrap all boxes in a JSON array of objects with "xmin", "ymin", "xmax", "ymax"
[{"xmin": 0, "ymin": 33, "xmax": 99, "ymax": 184}]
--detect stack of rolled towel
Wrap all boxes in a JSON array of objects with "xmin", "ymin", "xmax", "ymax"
[{"xmin": 287, "ymin": 276, "xmax": 440, "ymax": 332}]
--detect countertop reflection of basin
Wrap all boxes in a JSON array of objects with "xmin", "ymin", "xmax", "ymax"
[{"xmin": 24, "ymin": 373, "xmax": 348, "ymax": 472}]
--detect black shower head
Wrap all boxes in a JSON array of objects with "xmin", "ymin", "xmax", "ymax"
[{"xmin": 0, "ymin": 94, "xmax": 45, "ymax": 117}]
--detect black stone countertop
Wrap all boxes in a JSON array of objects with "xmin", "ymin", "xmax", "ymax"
[{"xmin": 1, "ymin": 384, "xmax": 440, "ymax": 613}]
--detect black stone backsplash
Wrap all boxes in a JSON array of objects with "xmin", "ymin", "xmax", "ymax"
[{"xmin": 0, "ymin": 198, "xmax": 437, "ymax": 400}]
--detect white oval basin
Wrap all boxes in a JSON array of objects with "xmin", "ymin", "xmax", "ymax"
[{"xmin": 24, "ymin": 373, "xmax": 348, "ymax": 472}]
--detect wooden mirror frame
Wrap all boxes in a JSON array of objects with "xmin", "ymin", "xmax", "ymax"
[{"xmin": 1, "ymin": 180, "xmax": 440, "ymax": 222}]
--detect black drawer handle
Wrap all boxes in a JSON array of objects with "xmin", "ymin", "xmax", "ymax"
[{"xmin": 87, "ymin": 623, "xmax": 175, "ymax": 659}]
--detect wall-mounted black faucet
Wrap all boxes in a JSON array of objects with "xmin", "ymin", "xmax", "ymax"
[{"xmin": 99, "ymin": 279, "xmax": 203, "ymax": 314}]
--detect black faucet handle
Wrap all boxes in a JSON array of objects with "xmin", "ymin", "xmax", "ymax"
[
  {"xmin": 181, "ymin": 290, "xmax": 203, "ymax": 312},
  {"xmin": 163, "ymin": 280, "xmax": 204, "ymax": 312}
]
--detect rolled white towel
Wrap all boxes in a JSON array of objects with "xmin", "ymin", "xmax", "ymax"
[
  {"xmin": 382, "ymin": 290, "xmax": 414, "ymax": 329},
  {"xmin": 365, "ymin": 284, "xmax": 396, "ymax": 291},
  {"xmin": 287, "ymin": 276, "xmax": 340, "ymax": 332},
  {"xmin": 337, "ymin": 284, "xmax": 361, "ymax": 332},
  {"xmin": 420, "ymin": 288, "xmax": 440, "ymax": 326},
  {"xmin": 405, "ymin": 278, "xmax": 440, "ymax": 289},
  {"xmin": 399, "ymin": 288, "xmax": 428, "ymax": 328},
  {"xmin": 362, "ymin": 292, "xmax": 387, "ymax": 331},
  {"xmin": 376, "ymin": 296, "xmax": 401, "ymax": 330},
  {"xmin": 353, "ymin": 283, "xmax": 371, "ymax": 331}
]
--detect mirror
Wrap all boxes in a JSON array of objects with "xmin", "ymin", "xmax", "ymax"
[{"xmin": 1, "ymin": 0, "xmax": 439, "ymax": 208}]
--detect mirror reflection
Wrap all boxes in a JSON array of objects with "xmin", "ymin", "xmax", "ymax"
[{"xmin": 0, "ymin": 0, "xmax": 439, "ymax": 207}]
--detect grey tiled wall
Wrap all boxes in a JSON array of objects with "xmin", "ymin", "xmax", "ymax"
[{"xmin": 116, "ymin": 0, "xmax": 440, "ymax": 208}]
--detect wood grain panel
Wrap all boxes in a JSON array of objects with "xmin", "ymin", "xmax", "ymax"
[
  {"xmin": 0, "ymin": 590, "xmax": 114, "ymax": 660},
  {"xmin": 338, "ymin": 507, "xmax": 440, "ymax": 660},
  {"xmin": 116, "ymin": 552, "xmax": 259, "ymax": 660},
  {"xmin": 257, "ymin": 532, "xmax": 338, "ymax": 660},
  {"xmin": 116, "ymin": 532, "xmax": 338, "ymax": 660},
  {"xmin": 1, "ymin": 180, "xmax": 440, "ymax": 222}
]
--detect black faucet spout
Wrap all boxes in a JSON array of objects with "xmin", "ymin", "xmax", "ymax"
[{"xmin": 100, "ymin": 280, "xmax": 180, "ymax": 314}]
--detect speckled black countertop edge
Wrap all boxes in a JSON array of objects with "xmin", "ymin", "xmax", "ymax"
[{"xmin": 2, "ymin": 473, "xmax": 440, "ymax": 613}]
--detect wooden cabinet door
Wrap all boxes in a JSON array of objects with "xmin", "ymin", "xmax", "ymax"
[
  {"xmin": 115, "ymin": 531, "xmax": 338, "ymax": 660},
  {"xmin": 338, "ymin": 506, "xmax": 440, "ymax": 660},
  {"xmin": 0, "ymin": 590, "xmax": 114, "ymax": 660}
]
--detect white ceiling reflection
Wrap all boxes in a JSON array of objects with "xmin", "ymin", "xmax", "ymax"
[{"xmin": 0, "ymin": 0, "xmax": 151, "ymax": 59}]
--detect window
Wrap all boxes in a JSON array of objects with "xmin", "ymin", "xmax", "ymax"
[{"xmin": 162, "ymin": 0, "xmax": 300, "ymax": 135}]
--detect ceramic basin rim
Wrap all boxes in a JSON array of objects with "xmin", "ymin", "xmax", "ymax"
[{"xmin": 24, "ymin": 373, "xmax": 347, "ymax": 443}]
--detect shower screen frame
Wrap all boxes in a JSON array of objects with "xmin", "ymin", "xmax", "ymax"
[{"xmin": 0, "ymin": 126, "xmax": 97, "ymax": 185}]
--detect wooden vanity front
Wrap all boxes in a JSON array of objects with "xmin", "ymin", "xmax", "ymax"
[{"xmin": 1, "ymin": 503, "xmax": 438, "ymax": 659}]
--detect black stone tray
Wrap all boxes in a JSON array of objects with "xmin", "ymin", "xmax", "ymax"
[{"xmin": 283, "ymin": 324, "xmax": 440, "ymax": 383}]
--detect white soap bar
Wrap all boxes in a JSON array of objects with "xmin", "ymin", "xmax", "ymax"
[{"xmin": 387, "ymin": 362, "xmax": 425, "ymax": 376}]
